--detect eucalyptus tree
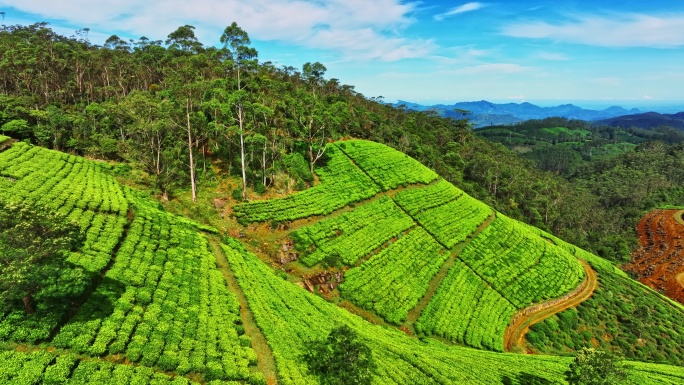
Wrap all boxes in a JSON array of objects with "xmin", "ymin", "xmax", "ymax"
[
  {"xmin": 291, "ymin": 61, "xmax": 335, "ymax": 175},
  {"xmin": 164, "ymin": 25, "xmax": 206, "ymax": 202},
  {"xmin": 120, "ymin": 91, "xmax": 181, "ymax": 200},
  {"xmin": 220, "ymin": 22, "xmax": 258, "ymax": 200}
]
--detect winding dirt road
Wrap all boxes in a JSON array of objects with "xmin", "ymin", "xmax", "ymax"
[{"xmin": 503, "ymin": 260, "xmax": 597, "ymax": 352}]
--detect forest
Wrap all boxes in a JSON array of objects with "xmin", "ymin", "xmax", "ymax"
[{"xmin": 1, "ymin": 22, "xmax": 683, "ymax": 263}]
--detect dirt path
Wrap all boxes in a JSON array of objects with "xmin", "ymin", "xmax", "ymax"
[
  {"xmin": 207, "ymin": 237, "xmax": 279, "ymax": 385},
  {"xmin": 675, "ymin": 210, "xmax": 684, "ymax": 227},
  {"xmin": 503, "ymin": 260, "xmax": 597, "ymax": 352}
]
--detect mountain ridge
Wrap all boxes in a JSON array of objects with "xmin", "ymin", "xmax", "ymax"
[{"xmin": 393, "ymin": 99, "xmax": 643, "ymax": 127}]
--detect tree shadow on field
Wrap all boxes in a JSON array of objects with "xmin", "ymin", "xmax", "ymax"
[
  {"xmin": 0, "ymin": 265, "xmax": 123, "ymax": 343},
  {"xmin": 502, "ymin": 372, "xmax": 555, "ymax": 385}
]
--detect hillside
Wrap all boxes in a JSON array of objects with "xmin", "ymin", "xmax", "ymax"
[
  {"xmin": 475, "ymin": 117, "xmax": 684, "ymax": 160},
  {"xmin": 3, "ymin": 22, "xmax": 682, "ymax": 274},
  {"xmin": 597, "ymin": 112, "xmax": 684, "ymax": 130},
  {"xmin": 230, "ymin": 140, "xmax": 684, "ymax": 366},
  {"xmin": 2, "ymin": 139, "xmax": 684, "ymax": 384}
]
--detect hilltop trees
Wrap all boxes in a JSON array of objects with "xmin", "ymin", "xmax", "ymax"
[{"xmin": 298, "ymin": 61, "xmax": 332, "ymax": 175}]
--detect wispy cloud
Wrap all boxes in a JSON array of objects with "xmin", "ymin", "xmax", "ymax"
[
  {"xmin": 502, "ymin": 13, "xmax": 684, "ymax": 48},
  {"xmin": 0, "ymin": 0, "xmax": 432, "ymax": 61},
  {"xmin": 435, "ymin": 2, "xmax": 488, "ymax": 21}
]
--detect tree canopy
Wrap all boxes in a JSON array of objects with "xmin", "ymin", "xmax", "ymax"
[
  {"xmin": 303, "ymin": 325, "xmax": 376, "ymax": 385},
  {"xmin": 565, "ymin": 348, "xmax": 627, "ymax": 385},
  {"xmin": 0, "ymin": 200, "xmax": 85, "ymax": 314}
]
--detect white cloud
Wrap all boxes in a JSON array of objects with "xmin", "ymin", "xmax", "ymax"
[
  {"xmin": 434, "ymin": 2, "xmax": 488, "ymax": 21},
  {"xmin": 502, "ymin": 13, "xmax": 684, "ymax": 48},
  {"xmin": 0, "ymin": 0, "xmax": 431, "ymax": 61}
]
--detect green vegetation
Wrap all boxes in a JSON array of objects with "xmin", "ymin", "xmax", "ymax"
[
  {"xmin": 0, "ymin": 201, "xmax": 84, "ymax": 315},
  {"xmin": 475, "ymin": 117, "xmax": 683, "ymax": 167},
  {"xmin": 2, "ymin": 20, "xmax": 684, "ymax": 385},
  {"xmin": 409, "ymin": 193, "xmax": 491, "ymax": 248},
  {"xmin": 54, "ymin": 197, "xmax": 258, "ymax": 382},
  {"xmin": 416, "ymin": 258, "xmax": 515, "ymax": 351},
  {"xmin": 0, "ymin": 141, "xmax": 262, "ymax": 383},
  {"xmin": 0, "ymin": 349, "xmax": 203, "ymax": 384},
  {"xmin": 245, "ymin": 141, "xmax": 680, "ymax": 361},
  {"xmin": 392, "ymin": 179, "xmax": 463, "ymax": 215},
  {"xmin": 292, "ymin": 196, "xmax": 414, "ymax": 266},
  {"xmin": 223, "ymin": 238, "xmax": 684, "ymax": 384},
  {"xmin": 0, "ymin": 143, "xmax": 128, "ymax": 342},
  {"xmin": 566, "ymin": 348, "xmax": 626, "ymax": 385},
  {"xmin": 233, "ymin": 144, "xmax": 380, "ymax": 224},
  {"xmin": 2, "ymin": 23, "xmax": 682, "ymax": 263},
  {"xmin": 337, "ymin": 140, "xmax": 439, "ymax": 190},
  {"xmin": 527, "ymin": 259, "xmax": 684, "ymax": 365},
  {"xmin": 303, "ymin": 325, "xmax": 376, "ymax": 385},
  {"xmin": 340, "ymin": 227, "xmax": 446, "ymax": 324},
  {"xmin": 460, "ymin": 215, "xmax": 585, "ymax": 308}
]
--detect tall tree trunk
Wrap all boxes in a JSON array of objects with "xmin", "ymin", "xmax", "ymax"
[
  {"xmin": 239, "ymin": 105, "xmax": 247, "ymax": 200},
  {"xmin": 186, "ymin": 98, "xmax": 197, "ymax": 202},
  {"xmin": 262, "ymin": 143, "xmax": 267, "ymax": 186},
  {"xmin": 22, "ymin": 294, "xmax": 34, "ymax": 314},
  {"xmin": 309, "ymin": 143, "xmax": 315, "ymax": 176}
]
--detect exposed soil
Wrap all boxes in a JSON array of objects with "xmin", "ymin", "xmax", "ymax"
[
  {"xmin": 504, "ymin": 260, "xmax": 597, "ymax": 352},
  {"xmin": 625, "ymin": 209, "xmax": 684, "ymax": 304}
]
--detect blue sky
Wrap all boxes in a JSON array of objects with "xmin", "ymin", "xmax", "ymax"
[{"xmin": 2, "ymin": 1, "xmax": 684, "ymax": 107}]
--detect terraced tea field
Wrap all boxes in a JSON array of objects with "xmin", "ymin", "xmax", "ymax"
[
  {"xmin": 239, "ymin": 140, "xmax": 588, "ymax": 352},
  {"xmin": 2, "ymin": 139, "xmax": 684, "ymax": 384}
]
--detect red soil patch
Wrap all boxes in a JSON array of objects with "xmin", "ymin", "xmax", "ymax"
[{"xmin": 625, "ymin": 209, "xmax": 684, "ymax": 303}]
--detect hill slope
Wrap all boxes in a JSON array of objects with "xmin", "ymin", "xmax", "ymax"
[
  {"xmin": 1, "ymin": 139, "xmax": 684, "ymax": 384},
  {"xmin": 233, "ymin": 140, "xmax": 684, "ymax": 365},
  {"xmin": 0, "ymin": 141, "xmax": 263, "ymax": 383},
  {"xmin": 597, "ymin": 112, "xmax": 684, "ymax": 130}
]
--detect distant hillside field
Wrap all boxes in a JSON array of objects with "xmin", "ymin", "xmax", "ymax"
[
  {"xmin": 1, "ymin": 139, "xmax": 684, "ymax": 384},
  {"xmin": 597, "ymin": 111, "xmax": 684, "ymax": 130}
]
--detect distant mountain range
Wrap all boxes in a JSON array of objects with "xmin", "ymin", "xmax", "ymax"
[
  {"xmin": 392, "ymin": 100, "xmax": 642, "ymax": 128},
  {"xmin": 596, "ymin": 111, "xmax": 684, "ymax": 130}
]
